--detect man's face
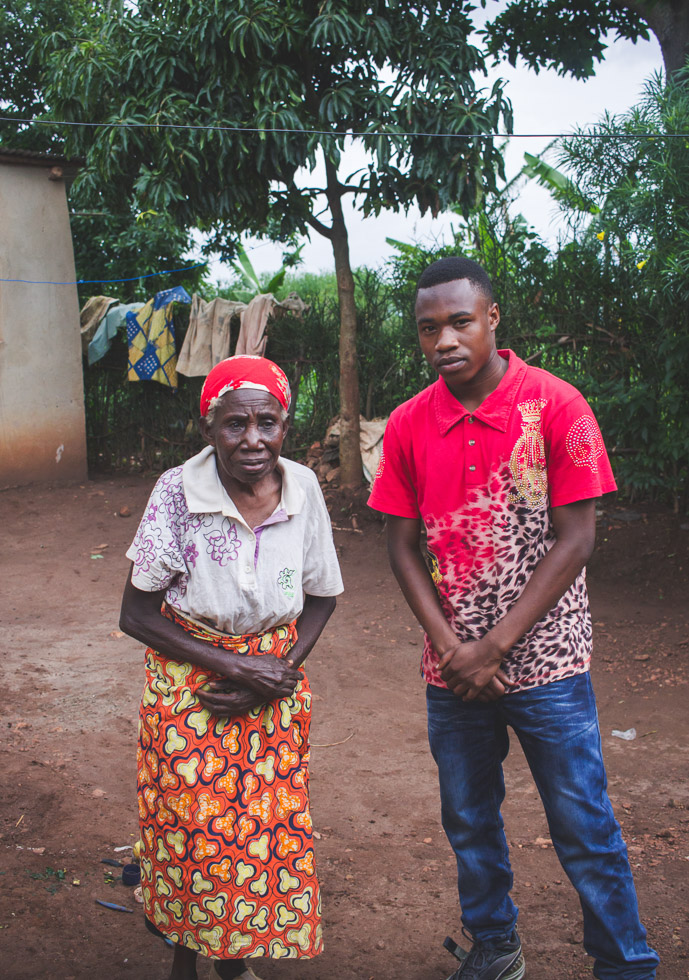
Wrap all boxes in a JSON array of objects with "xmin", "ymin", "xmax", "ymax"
[{"xmin": 415, "ymin": 278, "xmax": 500, "ymax": 388}]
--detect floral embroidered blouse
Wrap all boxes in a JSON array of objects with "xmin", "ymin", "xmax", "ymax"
[{"xmin": 126, "ymin": 446, "xmax": 343, "ymax": 635}]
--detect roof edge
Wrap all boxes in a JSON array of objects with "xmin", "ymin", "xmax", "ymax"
[{"xmin": 0, "ymin": 147, "xmax": 83, "ymax": 175}]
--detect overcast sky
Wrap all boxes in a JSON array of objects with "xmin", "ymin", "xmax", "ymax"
[{"xmin": 202, "ymin": 4, "xmax": 663, "ymax": 283}]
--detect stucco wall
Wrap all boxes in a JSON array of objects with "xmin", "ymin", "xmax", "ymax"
[{"xmin": 0, "ymin": 161, "xmax": 87, "ymax": 486}]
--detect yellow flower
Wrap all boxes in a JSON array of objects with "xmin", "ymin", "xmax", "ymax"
[
  {"xmin": 596, "ymin": 231, "xmax": 605, "ymax": 241},
  {"xmin": 636, "ymin": 259, "xmax": 647, "ymax": 270}
]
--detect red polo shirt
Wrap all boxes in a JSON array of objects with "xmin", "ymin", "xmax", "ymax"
[{"xmin": 368, "ymin": 350, "xmax": 616, "ymax": 691}]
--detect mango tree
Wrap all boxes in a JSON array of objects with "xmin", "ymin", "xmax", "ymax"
[{"xmin": 40, "ymin": 0, "xmax": 511, "ymax": 483}]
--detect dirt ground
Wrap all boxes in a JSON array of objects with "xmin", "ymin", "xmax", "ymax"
[{"xmin": 2, "ymin": 474, "xmax": 689, "ymax": 980}]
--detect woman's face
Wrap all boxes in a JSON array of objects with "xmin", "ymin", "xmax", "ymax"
[{"xmin": 201, "ymin": 388, "xmax": 288, "ymax": 489}]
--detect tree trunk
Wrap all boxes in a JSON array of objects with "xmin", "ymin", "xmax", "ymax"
[
  {"xmin": 613, "ymin": 0, "xmax": 689, "ymax": 77},
  {"xmin": 365, "ymin": 377, "xmax": 374, "ymax": 420},
  {"xmin": 325, "ymin": 158, "xmax": 362, "ymax": 487},
  {"xmin": 285, "ymin": 354, "xmax": 303, "ymax": 452}
]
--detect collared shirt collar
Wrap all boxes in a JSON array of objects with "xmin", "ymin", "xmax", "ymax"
[
  {"xmin": 183, "ymin": 445, "xmax": 305, "ymax": 520},
  {"xmin": 433, "ymin": 349, "xmax": 526, "ymax": 436}
]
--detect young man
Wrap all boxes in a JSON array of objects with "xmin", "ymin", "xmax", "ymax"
[{"xmin": 368, "ymin": 257, "xmax": 658, "ymax": 980}]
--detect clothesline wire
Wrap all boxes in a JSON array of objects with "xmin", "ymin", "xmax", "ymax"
[
  {"xmin": 0, "ymin": 236, "xmax": 324, "ymax": 288},
  {"xmin": 1, "ymin": 115, "xmax": 687, "ymax": 140},
  {"xmin": 0, "ymin": 261, "xmax": 207, "ymax": 286},
  {"xmin": 2, "ymin": 116, "xmax": 679, "ymax": 287}
]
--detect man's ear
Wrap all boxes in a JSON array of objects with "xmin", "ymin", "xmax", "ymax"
[
  {"xmin": 489, "ymin": 301, "xmax": 501, "ymax": 332},
  {"xmin": 199, "ymin": 416, "xmax": 214, "ymax": 447}
]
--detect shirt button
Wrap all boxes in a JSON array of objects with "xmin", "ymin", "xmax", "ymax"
[
  {"xmin": 468, "ymin": 439, "xmax": 476, "ymax": 446},
  {"xmin": 469, "ymin": 465, "xmax": 476, "ymax": 472},
  {"xmin": 244, "ymin": 564, "xmax": 252, "ymax": 573},
  {"xmin": 467, "ymin": 416, "xmax": 474, "ymax": 423}
]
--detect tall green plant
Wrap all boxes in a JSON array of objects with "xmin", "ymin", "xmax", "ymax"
[
  {"xmin": 552, "ymin": 70, "xmax": 689, "ymax": 510},
  {"xmin": 386, "ymin": 93, "xmax": 689, "ymax": 514},
  {"xmin": 224, "ymin": 243, "xmax": 304, "ymax": 303}
]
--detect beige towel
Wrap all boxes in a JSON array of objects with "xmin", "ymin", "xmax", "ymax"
[
  {"xmin": 235, "ymin": 293, "xmax": 277, "ymax": 356},
  {"xmin": 177, "ymin": 294, "xmax": 246, "ymax": 377},
  {"xmin": 324, "ymin": 415, "xmax": 388, "ymax": 485},
  {"xmin": 79, "ymin": 295, "xmax": 117, "ymax": 356}
]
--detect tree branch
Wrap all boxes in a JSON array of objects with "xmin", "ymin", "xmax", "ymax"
[{"xmin": 305, "ymin": 212, "xmax": 334, "ymax": 240}]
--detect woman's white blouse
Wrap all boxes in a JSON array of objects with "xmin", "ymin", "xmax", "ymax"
[{"xmin": 126, "ymin": 446, "xmax": 344, "ymax": 635}]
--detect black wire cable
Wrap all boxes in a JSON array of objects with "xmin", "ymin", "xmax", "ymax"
[{"xmin": 1, "ymin": 115, "xmax": 685, "ymax": 139}]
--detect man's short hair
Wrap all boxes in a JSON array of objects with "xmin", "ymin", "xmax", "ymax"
[{"xmin": 417, "ymin": 256, "xmax": 494, "ymax": 303}]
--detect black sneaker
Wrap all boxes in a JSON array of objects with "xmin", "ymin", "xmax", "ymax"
[{"xmin": 447, "ymin": 930, "xmax": 525, "ymax": 980}]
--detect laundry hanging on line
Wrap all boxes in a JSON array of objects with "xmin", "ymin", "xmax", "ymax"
[
  {"xmin": 126, "ymin": 286, "xmax": 191, "ymax": 389},
  {"xmin": 177, "ymin": 291, "xmax": 309, "ymax": 377},
  {"xmin": 80, "ymin": 286, "xmax": 307, "ymax": 381},
  {"xmin": 80, "ymin": 295, "xmax": 118, "ymax": 357},
  {"xmin": 176, "ymin": 295, "xmax": 247, "ymax": 377},
  {"xmin": 87, "ymin": 302, "xmax": 145, "ymax": 365}
]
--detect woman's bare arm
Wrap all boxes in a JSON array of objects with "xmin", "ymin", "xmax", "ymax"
[
  {"xmin": 119, "ymin": 568, "xmax": 301, "ymax": 701},
  {"xmin": 197, "ymin": 594, "xmax": 337, "ymax": 715}
]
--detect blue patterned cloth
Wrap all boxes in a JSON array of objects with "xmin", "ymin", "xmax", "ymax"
[{"xmin": 127, "ymin": 286, "xmax": 191, "ymax": 388}]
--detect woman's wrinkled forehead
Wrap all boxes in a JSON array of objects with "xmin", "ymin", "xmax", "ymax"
[{"xmin": 211, "ymin": 387, "xmax": 283, "ymax": 415}]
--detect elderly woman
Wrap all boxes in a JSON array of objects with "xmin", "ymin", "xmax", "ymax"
[{"xmin": 120, "ymin": 356, "xmax": 343, "ymax": 980}]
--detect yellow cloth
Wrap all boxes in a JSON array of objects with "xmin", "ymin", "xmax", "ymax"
[{"xmin": 127, "ymin": 296, "xmax": 180, "ymax": 389}]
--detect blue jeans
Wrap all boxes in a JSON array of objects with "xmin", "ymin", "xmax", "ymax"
[{"xmin": 426, "ymin": 674, "xmax": 659, "ymax": 980}]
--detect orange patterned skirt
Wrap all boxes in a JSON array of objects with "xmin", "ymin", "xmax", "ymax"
[{"xmin": 137, "ymin": 608, "xmax": 322, "ymax": 960}]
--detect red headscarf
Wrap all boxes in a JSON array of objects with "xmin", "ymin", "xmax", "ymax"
[{"xmin": 200, "ymin": 355, "xmax": 291, "ymax": 417}]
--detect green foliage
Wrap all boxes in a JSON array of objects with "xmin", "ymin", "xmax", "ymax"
[
  {"xmin": 71, "ymin": 207, "xmax": 207, "ymax": 306},
  {"xmin": 384, "ymin": 68, "xmax": 689, "ymax": 512},
  {"xmin": 0, "ymin": 1, "xmax": 202, "ymax": 304},
  {"xmin": 261, "ymin": 266, "xmax": 429, "ymax": 444},
  {"xmin": 0, "ymin": 0, "xmax": 96, "ymax": 153},
  {"xmin": 37, "ymin": 0, "xmax": 511, "ymax": 249},
  {"xmin": 283, "ymin": 270, "xmax": 340, "ymax": 303},
  {"xmin": 551, "ymin": 69, "xmax": 689, "ymax": 509},
  {"xmin": 221, "ymin": 243, "xmax": 304, "ymax": 303},
  {"xmin": 267, "ymin": 292, "xmax": 340, "ymax": 447},
  {"xmin": 521, "ymin": 151, "xmax": 599, "ymax": 215},
  {"xmin": 481, "ymin": 0, "xmax": 650, "ymax": 79},
  {"xmin": 354, "ymin": 266, "xmax": 433, "ymax": 420}
]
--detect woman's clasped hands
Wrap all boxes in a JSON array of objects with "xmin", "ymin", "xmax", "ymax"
[{"xmin": 196, "ymin": 653, "xmax": 301, "ymax": 716}]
